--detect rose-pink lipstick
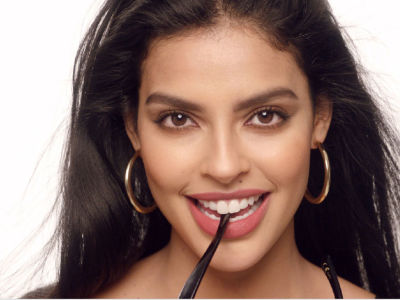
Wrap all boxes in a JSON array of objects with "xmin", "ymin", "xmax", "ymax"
[{"xmin": 186, "ymin": 189, "xmax": 270, "ymax": 239}]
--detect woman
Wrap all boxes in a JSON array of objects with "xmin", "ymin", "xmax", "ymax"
[{"xmin": 24, "ymin": 0, "xmax": 400, "ymax": 298}]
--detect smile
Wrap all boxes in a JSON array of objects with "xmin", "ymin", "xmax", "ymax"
[
  {"xmin": 197, "ymin": 194, "xmax": 264, "ymax": 222},
  {"xmin": 186, "ymin": 190, "xmax": 270, "ymax": 238}
]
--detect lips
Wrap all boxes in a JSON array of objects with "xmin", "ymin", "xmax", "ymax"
[{"xmin": 186, "ymin": 190, "xmax": 270, "ymax": 239}]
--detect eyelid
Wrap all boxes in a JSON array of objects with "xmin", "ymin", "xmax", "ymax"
[
  {"xmin": 155, "ymin": 110, "xmax": 198, "ymax": 130},
  {"xmin": 154, "ymin": 106, "xmax": 290, "ymax": 131},
  {"xmin": 245, "ymin": 106, "xmax": 289, "ymax": 128}
]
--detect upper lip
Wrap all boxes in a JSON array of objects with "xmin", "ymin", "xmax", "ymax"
[{"xmin": 186, "ymin": 189, "xmax": 268, "ymax": 201}]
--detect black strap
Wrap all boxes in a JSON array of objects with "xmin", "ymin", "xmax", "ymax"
[{"xmin": 322, "ymin": 255, "xmax": 343, "ymax": 298}]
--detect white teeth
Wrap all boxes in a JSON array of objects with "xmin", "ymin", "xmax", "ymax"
[
  {"xmin": 200, "ymin": 200, "xmax": 209, "ymax": 208},
  {"xmin": 249, "ymin": 196, "xmax": 255, "ymax": 206},
  {"xmin": 229, "ymin": 199, "xmax": 262, "ymax": 222},
  {"xmin": 197, "ymin": 193, "xmax": 265, "ymax": 222},
  {"xmin": 217, "ymin": 201, "xmax": 229, "ymax": 214},
  {"xmin": 239, "ymin": 199, "xmax": 248, "ymax": 209},
  {"xmin": 209, "ymin": 201, "xmax": 217, "ymax": 210},
  {"xmin": 199, "ymin": 205, "xmax": 219, "ymax": 220},
  {"xmin": 204, "ymin": 210, "xmax": 219, "ymax": 220},
  {"xmin": 228, "ymin": 199, "xmax": 240, "ymax": 213},
  {"xmin": 199, "ymin": 194, "xmax": 262, "ymax": 213}
]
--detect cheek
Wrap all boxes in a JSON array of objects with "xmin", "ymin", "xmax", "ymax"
[
  {"xmin": 137, "ymin": 124, "xmax": 197, "ymax": 203},
  {"xmin": 140, "ymin": 142, "xmax": 182, "ymax": 199},
  {"xmin": 251, "ymin": 126, "xmax": 312, "ymax": 194},
  {"xmin": 273, "ymin": 139, "xmax": 310, "ymax": 189}
]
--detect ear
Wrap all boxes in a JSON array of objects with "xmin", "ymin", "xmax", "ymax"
[
  {"xmin": 124, "ymin": 111, "xmax": 141, "ymax": 152},
  {"xmin": 311, "ymin": 96, "xmax": 332, "ymax": 149}
]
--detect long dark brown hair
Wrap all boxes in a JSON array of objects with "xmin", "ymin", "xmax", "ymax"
[{"xmin": 25, "ymin": 0, "xmax": 400, "ymax": 297}]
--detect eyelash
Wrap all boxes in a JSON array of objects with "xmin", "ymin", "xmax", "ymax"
[
  {"xmin": 155, "ymin": 110, "xmax": 197, "ymax": 131},
  {"xmin": 154, "ymin": 107, "xmax": 289, "ymax": 131},
  {"xmin": 246, "ymin": 107, "xmax": 289, "ymax": 129}
]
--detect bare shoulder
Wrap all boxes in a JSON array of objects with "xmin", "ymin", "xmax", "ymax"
[
  {"xmin": 338, "ymin": 276, "xmax": 375, "ymax": 299},
  {"xmin": 93, "ymin": 248, "xmax": 167, "ymax": 298}
]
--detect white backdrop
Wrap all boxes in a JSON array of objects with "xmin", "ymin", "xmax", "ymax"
[{"xmin": 0, "ymin": 0, "xmax": 399, "ymax": 297}]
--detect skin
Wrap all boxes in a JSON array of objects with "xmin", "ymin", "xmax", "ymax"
[{"xmin": 95, "ymin": 21, "xmax": 374, "ymax": 298}]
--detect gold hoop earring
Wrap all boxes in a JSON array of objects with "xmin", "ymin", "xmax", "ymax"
[
  {"xmin": 124, "ymin": 151, "xmax": 157, "ymax": 214},
  {"xmin": 305, "ymin": 143, "xmax": 331, "ymax": 204}
]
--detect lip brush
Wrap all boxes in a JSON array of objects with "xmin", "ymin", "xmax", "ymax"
[{"xmin": 178, "ymin": 213, "xmax": 231, "ymax": 299}]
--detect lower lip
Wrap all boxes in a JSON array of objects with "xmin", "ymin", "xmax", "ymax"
[{"xmin": 187, "ymin": 193, "xmax": 270, "ymax": 239}]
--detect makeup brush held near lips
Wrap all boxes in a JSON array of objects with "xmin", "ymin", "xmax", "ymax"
[{"xmin": 178, "ymin": 213, "xmax": 231, "ymax": 299}]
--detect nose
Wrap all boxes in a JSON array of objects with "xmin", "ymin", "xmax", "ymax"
[{"xmin": 200, "ymin": 128, "xmax": 250, "ymax": 185}]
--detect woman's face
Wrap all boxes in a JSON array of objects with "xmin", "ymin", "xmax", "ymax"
[{"xmin": 126, "ymin": 23, "xmax": 331, "ymax": 272}]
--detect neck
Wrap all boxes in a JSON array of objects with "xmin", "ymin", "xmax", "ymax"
[{"xmin": 160, "ymin": 220, "xmax": 312, "ymax": 298}]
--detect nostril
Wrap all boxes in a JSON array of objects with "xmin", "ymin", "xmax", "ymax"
[{"xmin": 199, "ymin": 156, "xmax": 249, "ymax": 185}]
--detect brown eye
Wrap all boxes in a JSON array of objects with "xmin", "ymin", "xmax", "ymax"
[
  {"xmin": 245, "ymin": 108, "xmax": 288, "ymax": 129},
  {"xmin": 256, "ymin": 111, "xmax": 274, "ymax": 124},
  {"xmin": 157, "ymin": 111, "xmax": 197, "ymax": 130},
  {"xmin": 171, "ymin": 113, "xmax": 187, "ymax": 126}
]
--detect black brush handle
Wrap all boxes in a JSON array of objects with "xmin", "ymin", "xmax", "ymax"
[{"xmin": 178, "ymin": 213, "xmax": 231, "ymax": 299}]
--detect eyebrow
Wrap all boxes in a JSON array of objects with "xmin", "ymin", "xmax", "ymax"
[{"xmin": 145, "ymin": 87, "xmax": 298, "ymax": 112}]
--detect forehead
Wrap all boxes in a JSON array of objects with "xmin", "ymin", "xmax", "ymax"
[{"xmin": 140, "ymin": 23, "xmax": 309, "ymax": 104}]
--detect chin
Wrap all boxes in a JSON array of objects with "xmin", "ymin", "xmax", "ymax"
[
  {"xmin": 209, "ymin": 258, "xmax": 262, "ymax": 273},
  {"xmin": 205, "ymin": 241, "xmax": 270, "ymax": 273}
]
